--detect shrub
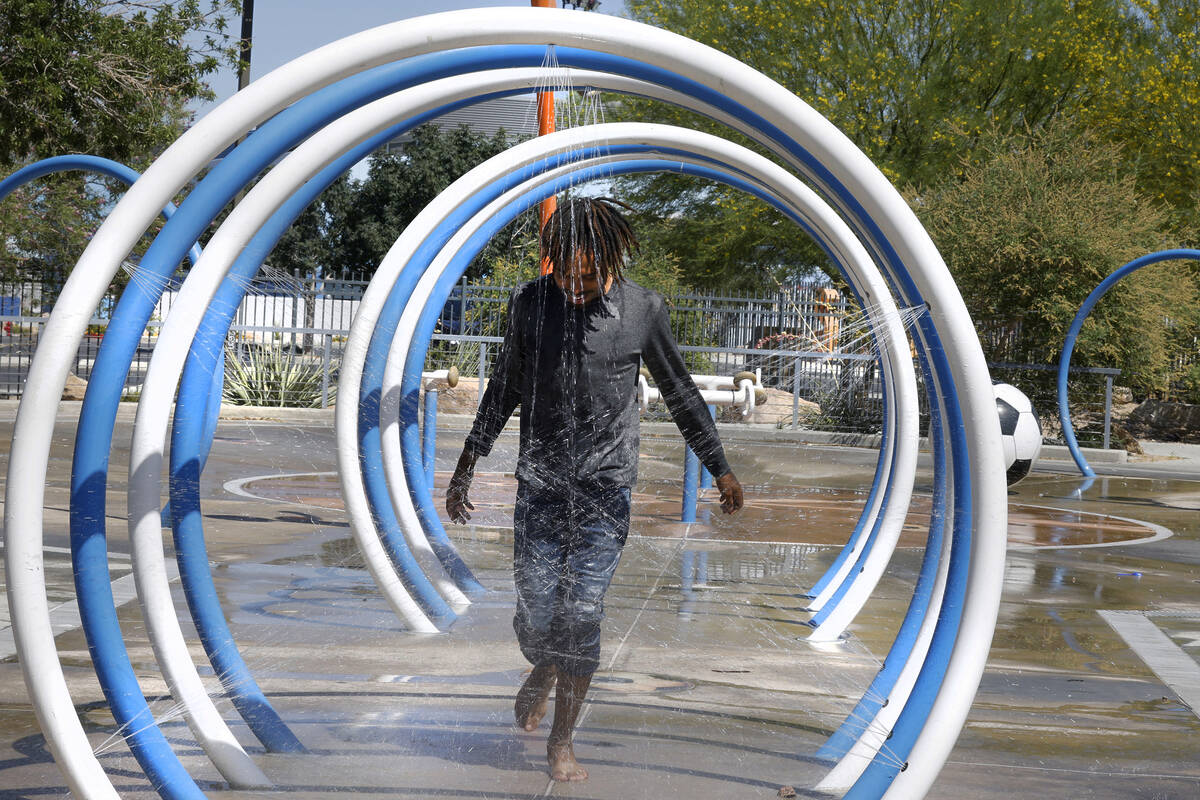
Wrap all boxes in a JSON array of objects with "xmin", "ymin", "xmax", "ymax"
[
  {"xmin": 912, "ymin": 123, "xmax": 1199, "ymax": 397},
  {"xmin": 222, "ymin": 345, "xmax": 332, "ymax": 408}
]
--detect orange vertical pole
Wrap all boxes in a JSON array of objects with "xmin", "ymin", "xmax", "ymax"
[
  {"xmin": 816, "ymin": 287, "xmax": 841, "ymax": 352},
  {"xmin": 533, "ymin": 0, "xmax": 557, "ymax": 274}
]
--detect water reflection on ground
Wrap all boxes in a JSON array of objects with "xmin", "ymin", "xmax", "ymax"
[{"xmin": 241, "ymin": 471, "xmax": 1174, "ymax": 549}]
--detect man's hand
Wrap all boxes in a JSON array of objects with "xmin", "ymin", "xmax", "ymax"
[
  {"xmin": 715, "ymin": 471, "xmax": 744, "ymax": 514},
  {"xmin": 447, "ymin": 449, "xmax": 478, "ymax": 524}
]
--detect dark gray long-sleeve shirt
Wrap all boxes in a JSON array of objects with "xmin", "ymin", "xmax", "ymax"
[{"xmin": 464, "ymin": 276, "xmax": 731, "ymax": 491}]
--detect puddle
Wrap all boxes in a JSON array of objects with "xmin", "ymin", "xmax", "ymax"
[{"xmin": 237, "ymin": 471, "xmax": 1171, "ymax": 549}]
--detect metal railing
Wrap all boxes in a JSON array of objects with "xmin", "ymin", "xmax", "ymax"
[
  {"xmin": 989, "ymin": 362, "xmax": 1122, "ymax": 449},
  {"xmin": 0, "ymin": 277, "xmax": 1123, "ymax": 444}
]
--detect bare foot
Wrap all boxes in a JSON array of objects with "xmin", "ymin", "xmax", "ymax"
[
  {"xmin": 514, "ymin": 665, "xmax": 556, "ymax": 732},
  {"xmin": 548, "ymin": 739, "xmax": 588, "ymax": 782}
]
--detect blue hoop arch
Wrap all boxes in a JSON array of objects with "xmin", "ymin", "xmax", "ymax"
[{"xmin": 1057, "ymin": 249, "xmax": 1200, "ymax": 477}]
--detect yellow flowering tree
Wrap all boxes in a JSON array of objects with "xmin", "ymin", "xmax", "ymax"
[
  {"xmin": 914, "ymin": 124, "xmax": 1197, "ymax": 398},
  {"xmin": 620, "ymin": 0, "xmax": 1200, "ymax": 287},
  {"xmin": 629, "ymin": 0, "xmax": 1198, "ymax": 206}
]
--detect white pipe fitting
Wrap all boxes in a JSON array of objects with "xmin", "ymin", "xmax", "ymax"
[
  {"xmin": 637, "ymin": 373, "xmax": 763, "ymax": 415},
  {"xmin": 422, "ymin": 365, "xmax": 459, "ymax": 391}
]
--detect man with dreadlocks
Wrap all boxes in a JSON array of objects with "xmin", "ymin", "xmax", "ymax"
[{"xmin": 447, "ymin": 196, "xmax": 743, "ymax": 782}]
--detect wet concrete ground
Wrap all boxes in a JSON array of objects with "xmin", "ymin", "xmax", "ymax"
[{"xmin": 2, "ymin": 404, "xmax": 1200, "ymax": 798}]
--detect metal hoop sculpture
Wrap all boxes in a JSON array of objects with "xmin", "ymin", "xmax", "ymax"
[
  {"xmin": 1057, "ymin": 248, "xmax": 1200, "ymax": 477},
  {"xmin": 0, "ymin": 156, "xmax": 271, "ymax": 797},
  {"xmin": 4, "ymin": 9, "xmax": 1006, "ymax": 800}
]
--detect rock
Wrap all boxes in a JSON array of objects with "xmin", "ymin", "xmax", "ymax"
[
  {"xmin": 1055, "ymin": 403, "xmax": 1144, "ymax": 454},
  {"xmin": 62, "ymin": 372, "xmax": 88, "ymax": 401},
  {"xmin": 1112, "ymin": 385, "xmax": 1134, "ymax": 404},
  {"xmin": 717, "ymin": 386, "xmax": 820, "ymax": 426},
  {"xmin": 1039, "ymin": 411, "xmax": 1063, "ymax": 443},
  {"xmin": 1125, "ymin": 399, "xmax": 1200, "ymax": 444},
  {"xmin": 423, "ymin": 375, "xmax": 483, "ymax": 416},
  {"xmin": 1109, "ymin": 401, "xmax": 1140, "ymax": 422},
  {"xmin": 1111, "ymin": 422, "xmax": 1143, "ymax": 454},
  {"xmin": 778, "ymin": 786, "xmax": 797, "ymax": 798}
]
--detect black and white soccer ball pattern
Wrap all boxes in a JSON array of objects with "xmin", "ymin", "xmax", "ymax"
[{"xmin": 993, "ymin": 382, "xmax": 1043, "ymax": 485}]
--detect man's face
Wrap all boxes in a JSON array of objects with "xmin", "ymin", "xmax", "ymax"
[{"xmin": 553, "ymin": 249, "xmax": 609, "ymax": 305}]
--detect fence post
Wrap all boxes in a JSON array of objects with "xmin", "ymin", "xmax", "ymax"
[
  {"xmin": 423, "ymin": 388, "xmax": 438, "ymax": 489},
  {"xmin": 291, "ymin": 267, "xmax": 301, "ymax": 352},
  {"xmin": 320, "ymin": 336, "xmax": 331, "ymax": 409},
  {"xmin": 793, "ymin": 356, "xmax": 801, "ymax": 429},
  {"xmin": 459, "ymin": 276, "xmax": 468, "ymax": 335},
  {"xmin": 682, "ymin": 445, "xmax": 699, "ymax": 523},
  {"xmin": 478, "ymin": 341, "xmax": 488, "ymax": 407},
  {"xmin": 1103, "ymin": 374, "xmax": 1113, "ymax": 450}
]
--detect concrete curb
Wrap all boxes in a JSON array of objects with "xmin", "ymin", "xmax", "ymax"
[
  {"xmin": 430, "ymin": 412, "xmax": 1127, "ymax": 463},
  {"xmin": 0, "ymin": 400, "xmax": 1129, "ymax": 464}
]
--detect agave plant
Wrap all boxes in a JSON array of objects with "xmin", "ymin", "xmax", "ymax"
[{"xmin": 222, "ymin": 344, "xmax": 334, "ymax": 408}]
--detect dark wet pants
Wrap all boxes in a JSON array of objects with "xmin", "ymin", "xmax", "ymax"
[{"xmin": 512, "ymin": 483, "xmax": 632, "ymax": 676}]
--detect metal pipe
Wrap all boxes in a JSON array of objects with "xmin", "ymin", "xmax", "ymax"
[
  {"xmin": 1057, "ymin": 249, "xmax": 1200, "ymax": 475},
  {"xmin": 682, "ymin": 445, "xmax": 699, "ymax": 523},
  {"xmin": 421, "ymin": 367, "xmax": 459, "ymax": 387},
  {"xmin": 532, "ymin": 0, "xmax": 557, "ymax": 275},
  {"xmin": 700, "ymin": 404, "xmax": 716, "ymax": 489},
  {"xmin": 638, "ymin": 375, "xmax": 759, "ymax": 412},
  {"xmin": 423, "ymin": 389, "xmax": 438, "ymax": 490},
  {"xmin": 1104, "ymin": 374, "xmax": 1113, "ymax": 450}
]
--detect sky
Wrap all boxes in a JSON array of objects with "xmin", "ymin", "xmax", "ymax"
[{"xmin": 193, "ymin": 0, "xmax": 630, "ymax": 116}]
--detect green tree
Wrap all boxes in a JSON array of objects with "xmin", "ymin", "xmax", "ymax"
[
  {"xmin": 0, "ymin": 172, "xmax": 106, "ymax": 287},
  {"xmin": 329, "ymin": 124, "xmax": 515, "ymax": 282},
  {"xmin": 914, "ymin": 124, "xmax": 1198, "ymax": 397},
  {"xmin": 268, "ymin": 174, "xmax": 355, "ymax": 280},
  {"xmin": 621, "ymin": 0, "xmax": 1200, "ymax": 285},
  {"xmin": 0, "ymin": 0, "xmax": 237, "ymax": 168},
  {"xmin": 1080, "ymin": 0, "xmax": 1200, "ymax": 238},
  {"xmin": 0, "ymin": 1, "xmax": 238, "ymax": 283},
  {"xmin": 618, "ymin": 176, "xmax": 824, "ymax": 291}
]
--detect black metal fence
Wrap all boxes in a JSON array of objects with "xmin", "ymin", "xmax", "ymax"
[{"xmin": 0, "ymin": 276, "xmax": 1120, "ymax": 441}]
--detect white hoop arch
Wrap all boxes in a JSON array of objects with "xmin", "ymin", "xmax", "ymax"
[{"xmin": 5, "ymin": 10, "xmax": 1005, "ymax": 799}]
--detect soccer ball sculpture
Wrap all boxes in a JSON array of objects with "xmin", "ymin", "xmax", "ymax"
[{"xmin": 993, "ymin": 382, "xmax": 1043, "ymax": 485}]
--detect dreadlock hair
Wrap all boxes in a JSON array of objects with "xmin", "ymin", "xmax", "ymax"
[{"xmin": 540, "ymin": 196, "xmax": 639, "ymax": 285}]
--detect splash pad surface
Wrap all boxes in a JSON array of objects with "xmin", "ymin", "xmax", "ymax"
[
  {"xmin": 240, "ymin": 470, "xmax": 1169, "ymax": 551},
  {"xmin": 4, "ymin": 8, "xmax": 1192, "ymax": 796},
  {"xmin": 4, "ymin": 410, "xmax": 1199, "ymax": 798}
]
